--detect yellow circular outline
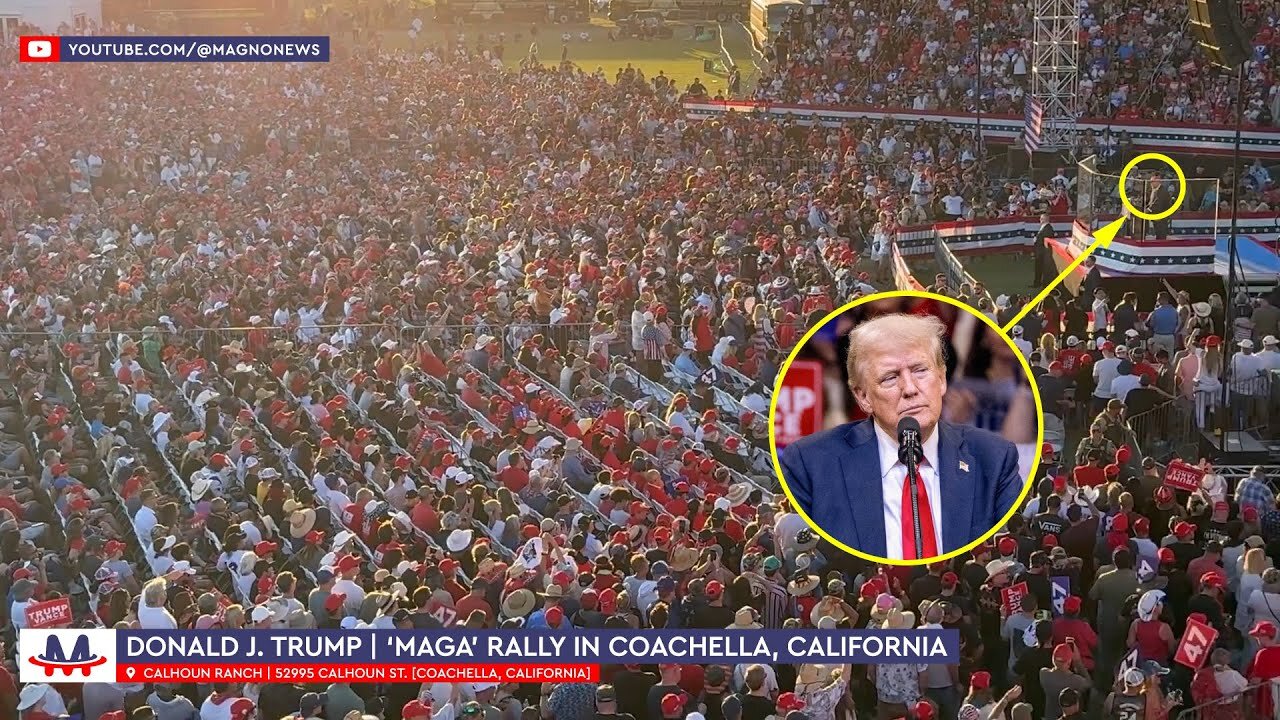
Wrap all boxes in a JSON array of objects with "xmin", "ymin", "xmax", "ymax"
[
  {"xmin": 1118, "ymin": 152, "xmax": 1187, "ymax": 222},
  {"xmin": 768, "ymin": 290, "xmax": 1045, "ymax": 567}
]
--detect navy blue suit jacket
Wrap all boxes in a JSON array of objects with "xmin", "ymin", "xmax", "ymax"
[{"xmin": 779, "ymin": 419, "xmax": 1024, "ymax": 557}]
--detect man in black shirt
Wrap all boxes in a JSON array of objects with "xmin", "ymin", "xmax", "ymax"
[
  {"xmin": 691, "ymin": 580, "xmax": 735, "ymax": 629},
  {"xmin": 738, "ymin": 666, "xmax": 777, "ymax": 720},
  {"xmin": 1013, "ymin": 620, "xmax": 1055, "ymax": 719},
  {"xmin": 1058, "ymin": 687, "xmax": 1083, "ymax": 720},
  {"xmin": 594, "ymin": 686, "xmax": 637, "ymax": 720},
  {"xmin": 1032, "ymin": 496, "xmax": 1067, "ymax": 540},
  {"xmin": 1186, "ymin": 571, "xmax": 1229, "ymax": 635},
  {"xmin": 611, "ymin": 665, "xmax": 657, "ymax": 720},
  {"xmin": 1015, "ymin": 552, "xmax": 1055, "ymax": 614},
  {"xmin": 646, "ymin": 665, "xmax": 687, "ymax": 720}
]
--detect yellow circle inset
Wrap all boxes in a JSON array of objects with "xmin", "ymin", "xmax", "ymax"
[
  {"xmin": 1118, "ymin": 152, "xmax": 1187, "ymax": 221},
  {"xmin": 768, "ymin": 290, "xmax": 1044, "ymax": 567}
]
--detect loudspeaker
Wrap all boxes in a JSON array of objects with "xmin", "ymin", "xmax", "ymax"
[{"xmin": 1188, "ymin": 0, "xmax": 1251, "ymax": 69}]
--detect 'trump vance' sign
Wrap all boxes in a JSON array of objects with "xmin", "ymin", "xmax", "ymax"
[{"xmin": 774, "ymin": 360, "xmax": 824, "ymax": 448}]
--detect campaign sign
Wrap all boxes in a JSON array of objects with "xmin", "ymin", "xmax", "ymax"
[
  {"xmin": 1001, "ymin": 582, "xmax": 1030, "ymax": 615},
  {"xmin": 1163, "ymin": 461, "xmax": 1206, "ymax": 492},
  {"xmin": 25, "ymin": 598, "xmax": 73, "ymax": 629},
  {"xmin": 1051, "ymin": 577, "xmax": 1070, "ymax": 616},
  {"xmin": 1174, "ymin": 617, "xmax": 1218, "ymax": 670},
  {"xmin": 774, "ymin": 360, "xmax": 823, "ymax": 447}
]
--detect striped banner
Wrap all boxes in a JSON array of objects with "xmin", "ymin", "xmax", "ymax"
[
  {"xmin": 682, "ymin": 101, "xmax": 1280, "ymax": 157},
  {"xmin": 1025, "ymin": 97, "xmax": 1044, "ymax": 154},
  {"xmin": 1070, "ymin": 221, "xmax": 1216, "ymax": 275}
]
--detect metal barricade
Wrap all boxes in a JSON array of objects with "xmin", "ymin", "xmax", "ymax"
[
  {"xmin": 1128, "ymin": 399, "xmax": 1198, "ymax": 461},
  {"xmin": 934, "ymin": 238, "xmax": 996, "ymax": 309},
  {"xmin": 1177, "ymin": 679, "xmax": 1274, "ymax": 720}
]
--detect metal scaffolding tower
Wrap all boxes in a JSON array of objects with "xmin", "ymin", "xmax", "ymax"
[{"xmin": 1030, "ymin": 0, "xmax": 1079, "ymax": 151}]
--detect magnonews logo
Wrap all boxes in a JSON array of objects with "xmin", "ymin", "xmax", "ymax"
[{"xmin": 18, "ymin": 629, "xmax": 116, "ymax": 683}]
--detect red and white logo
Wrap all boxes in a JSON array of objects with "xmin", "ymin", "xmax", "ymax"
[
  {"xmin": 18, "ymin": 629, "xmax": 116, "ymax": 682},
  {"xmin": 19, "ymin": 36, "xmax": 60, "ymax": 62}
]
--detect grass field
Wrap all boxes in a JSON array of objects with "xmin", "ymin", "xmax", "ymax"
[
  {"xmin": 377, "ymin": 16, "xmax": 757, "ymax": 91},
  {"xmin": 960, "ymin": 253, "xmax": 1036, "ymax": 298}
]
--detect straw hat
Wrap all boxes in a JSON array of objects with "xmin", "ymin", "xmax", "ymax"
[
  {"xmin": 1193, "ymin": 302, "xmax": 1212, "ymax": 318},
  {"xmin": 668, "ymin": 546, "xmax": 700, "ymax": 573},
  {"xmin": 727, "ymin": 606, "xmax": 762, "ymax": 629},
  {"xmin": 883, "ymin": 608, "xmax": 917, "ymax": 629},
  {"xmin": 502, "ymin": 589, "xmax": 536, "ymax": 618},
  {"xmin": 725, "ymin": 483, "xmax": 751, "ymax": 507},
  {"xmin": 797, "ymin": 664, "xmax": 836, "ymax": 687},
  {"xmin": 289, "ymin": 509, "xmax": 317, "ymax": 539},
  {"xmin": 788, "ymin": 572, "xmax": 820, "ymax": 596}
]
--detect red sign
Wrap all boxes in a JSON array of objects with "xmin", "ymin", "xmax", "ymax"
[
  {"xmin": 1001, "ymin": 582, "xmax": 1030, "ymax": 616},
  {"xmin": 774, "ymin": 360, "xmax": 824, "ymax": 448},
  {"xmin": 1163, "ymin": 460, "xmax": 1206, "ymax": 493},
  {"xmin": 1174, "ymin": 617, "xmax": 1219, "ymax": 669},
  {"xmin": 18, "ymin": 37, "xmax": 60, "ymax": 63},
  {"xmin": 25, "ymin": 598, "xmax": 73, "ymax": 629}
]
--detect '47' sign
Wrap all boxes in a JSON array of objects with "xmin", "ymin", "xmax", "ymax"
[{"xmin": 1174, "ymin": 617, "xmax": 1218, "ymax": 670}]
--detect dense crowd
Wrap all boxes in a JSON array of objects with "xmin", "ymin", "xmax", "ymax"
[
  {"xmin": 756, "ymin": 0, "xmax": 1280, "ymax": 127},
  {"xmin": 0, "ymin": 13, "xmax": 1279, "ymax": 720}
]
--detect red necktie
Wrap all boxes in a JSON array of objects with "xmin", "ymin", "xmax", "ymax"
[{"xmin": 901, "ymin": 467, "xmax": 939, "ymax": 560}]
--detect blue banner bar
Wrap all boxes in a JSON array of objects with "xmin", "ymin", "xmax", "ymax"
[
  {"xmin": 119, "ymin": 629, "xmax": 959, "ymax": 664},
  {"xmin": 58, "ymin": 36, "xmax": 330, "ymax": 62}
]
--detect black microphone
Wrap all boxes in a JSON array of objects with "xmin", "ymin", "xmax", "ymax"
[{"xmin": 897, "ymin": 416, "xmax": 925, "ymax": 559}]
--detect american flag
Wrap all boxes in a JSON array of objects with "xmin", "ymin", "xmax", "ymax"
[{"xmin": 1024, "ymin": 96, "xmax": 1044, "ymax": 154}]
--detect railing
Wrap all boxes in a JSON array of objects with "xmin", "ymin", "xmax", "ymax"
[
  {"xmin": 1177, "ymin": 678, "xmax": 1273, "ymax": 720},
  {"xmin": 1128, "ymin": 399, "xmax": 1198, "ymax": 462},
  {"xmin": 934, "ymin": 238, "xmax": 996, "ymax": 309}
]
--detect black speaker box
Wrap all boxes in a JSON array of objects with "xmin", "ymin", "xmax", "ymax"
[{"xmin": 1188, "ymin": 0, "xmax": 1251, "ymax": 69}]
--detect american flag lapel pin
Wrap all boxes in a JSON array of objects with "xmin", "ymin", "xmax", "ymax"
[{"xmin": 958, "ymin": 461, "xmax": 969, "ymax": 473}]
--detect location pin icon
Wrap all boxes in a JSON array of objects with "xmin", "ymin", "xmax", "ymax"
[{"xmin": 125, "ymin": 667, "xmax": 136, "ymax": 679}]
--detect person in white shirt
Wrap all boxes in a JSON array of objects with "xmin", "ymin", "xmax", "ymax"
[
  {"xmin": 1110, "ymin": 362, "xmax": 1143, "ymax": 404},
  {"xmin": 138, "ymin": 578, "xmax": 179, "ymax": 629},
  {"xmin": 1091, "ymin": 289, "xmax": 1110, "ymax": 335},
  {"xmin": 1092, "ymin": 343, "xmax": 1122, "ymax": 413},
  {"xmin": 1010, "ymin": 326, "xmax": 1033, "ymax": 358},
  {"xmin": 1258, "ymin": 335, "xmax": 1280, "ymax": 371},
  {"xmin": 134, "ymin": 489, "xmax": 160, "ymax": 540}
]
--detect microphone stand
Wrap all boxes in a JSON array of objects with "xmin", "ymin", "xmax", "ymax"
[{"xmin": 900, "ymin": 433, "xmax": 925, "ymax": 560}]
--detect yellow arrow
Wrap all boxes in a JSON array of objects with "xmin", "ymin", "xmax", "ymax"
[{"xmin": 1001, "ymin": 216, "xmax": 1126, "ymax": 334}]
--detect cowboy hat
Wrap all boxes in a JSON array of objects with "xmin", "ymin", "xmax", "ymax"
[
  {"xmin": 502, "ymin": 589, "xmax": 536, "ymax": 618},
  {"xmin": 190, "ymin": 475, "xmax": 213, "ymax": 499},
  {"xmin": 788, "ymin": 573, "xmax": 820, "ymax": 596},
  {"xmin": 289, "ymin": 509, "xmax": 317, "ymax": 539},
  {"xmin": 727, "ymin": 606, "xmax": 762, "ymax": 629},
  {"xmin": 540, "ymin": 584, "xmax": 565, "ymax": 599},
  {"xmin": 1193, "ymin": 302, "xmax": 1211, "ymax": 318},
  {"xmin": 797, "ymin": 664, "xmax": 836, "ymax": 687},
  {"xmin": 883, "ymin": 608, "xmax": 917, "ymax": 629},
  {"xmin": 446, "ymin": 528, "xmax": 474, "ymax": 553},
  {"xmin": 668, "ymin": 546, "xmax": 700, "ymax": 573},
  {"xmin": 725, "ymin": 483, "xmax": 751, "ymax": 507}
]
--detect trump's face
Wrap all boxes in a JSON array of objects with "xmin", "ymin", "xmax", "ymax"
[{"xmin": 852, "ymin": 338, "xmax": 946, "ymax": 440}]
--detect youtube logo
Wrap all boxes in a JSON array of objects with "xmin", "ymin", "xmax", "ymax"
[{"xmin": 19, "ymin": 36, "xmax": 60, "ymax": 62}]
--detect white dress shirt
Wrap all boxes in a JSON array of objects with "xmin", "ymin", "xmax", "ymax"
[{"xmin": 875, "ymin": 422, "xmax": 944, "ymax": 560}]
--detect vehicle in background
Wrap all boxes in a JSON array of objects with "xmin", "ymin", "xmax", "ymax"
[
  {"xmin": 436, "ymin": 0, "xmax": 592, "ymax": 23},
  {"xmin": 747, "ymin": 0, "xmax": 801, "ymax": 47},
  {"xmin": 607, "ymin": 0, "xmax": 745, "ymax": 23}
]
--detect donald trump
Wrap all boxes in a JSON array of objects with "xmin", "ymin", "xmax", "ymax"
[{"xmin": 779, "ymin": 313, "xmax": 1024, "ymax": 560}]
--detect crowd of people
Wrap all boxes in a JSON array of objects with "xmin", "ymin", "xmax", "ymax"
[
  {"xmin": 0, "ymin": 11, "xmax": 1279, "ymax": 720},
  {"xmin": 756, "ymin": 0, "xmax": 1280, "ymax": 127}
]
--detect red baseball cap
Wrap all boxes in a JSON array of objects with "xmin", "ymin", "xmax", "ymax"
[
  {"xmin": 1158, "ymin": 547, "xmax": 1176, "ymax": 564},
  {"xmin": 1052, "ymin": 643, "xmax": 1073, "ymax": 662},
  {"xmin": 777, "ymin": 693, "xmax": 807, "ymax": 713},
  {"xmin": 1104, "ymin": 463, "xmax": 1120, "ymax": 477},
  {"xmin": 914, "ymin": 701, "xmax": 934, "ymax": 720},
  {"xmin": 1064, "ymin": 596, "xmax": 1082, "ymax": 614},
  {"xmin": 439, "ymin": 559, "xmax": 459, "ymax": 574},
  {"xmin": 942, "ymin": 572, "xmax": 958, "ymax": 587},
  {"xmin": 660, "ymin": 694, "xmax": 685, "ymax": 716},
  {"xmin": 1154, "ymin": 486, "xmax": 1174, "ymax": 503},
  {"xmin": 1174, "ymin": 521, "xmax": 1195, "ymax": 538},
  {"xmin": 403, "ymin": 700, "xmax": 433, "ymax": 719},
  {"xmin": 1116, "ymin": 446, "xmax": 1132, "ymax": 463},
  {"xmin": 1245, "ymin": 506, "xmax": 1261, "ymax": 522},
  {"xmin": 706, "ymin": 581, "xmax": 724, "ymax": 598},
  {"xmin": 1132, "ymin": 517, "xmax": 1150, "ymax": 533},
  {"xmin": 1252, "ymin": 621, "xmax": 1278, "ymax": 640},
  {"xmin": 1201, "ymin": 571, "xmax": 1227, "ymax": 589},
  {"xmin": 1042, "ymin": 534, "xmax": 1058, "ymax": 548},
  {"xmin": 998, "ymin": 537, "xmax": 1017, "ymax": 556},
  {"xmin": 970, "ymin": 671, "xmax": 991, "ymax": 689}
]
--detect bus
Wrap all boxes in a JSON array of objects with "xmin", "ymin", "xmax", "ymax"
[{"xmin": 748, "ymin": 0, "xmax": 801, "ymax": 47}]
